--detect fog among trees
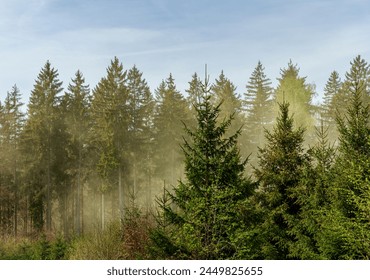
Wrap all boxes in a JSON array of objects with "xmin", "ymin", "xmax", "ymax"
[{"xmin": 1, "ymin": 55, "xmax": 370, "ymax": 259}]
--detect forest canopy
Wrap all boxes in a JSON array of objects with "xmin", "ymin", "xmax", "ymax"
[{"xmin": 1, "ymin": 55, "xmax": 370, "ymax": 260}]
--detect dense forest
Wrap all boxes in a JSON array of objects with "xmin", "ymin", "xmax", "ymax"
[{"xmin": 0, "ymin": 55, "xmax": 370, "ymax": 259}]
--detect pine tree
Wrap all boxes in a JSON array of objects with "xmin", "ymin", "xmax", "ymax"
[
  {"xmin": 151, "ymin": 76, "xmax": 254, "ymax": 259},
  {"xmin": 254, "ymin": 101, "xmax": 310, "ymax": 259},
  {"xmin": 22, "ymin": 61, "xmax": 64, "ymax": 232},
  {"xmin": 244, "ymin": 61, "xmax": 273, "ymax": 165}
]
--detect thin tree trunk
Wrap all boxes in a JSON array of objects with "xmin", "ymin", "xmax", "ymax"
[
  {"xmin": 47, "ymin": 141, "xmax": 52, "ymax": 232},
  {"xmin": 64, "ymin": 188, "xmax": 67, "ymax": 236},
  {"xmin": 101, "ymin": 192, "xmax": 105, "ymax": 231},
  {"xmin": 13, "ymin": 154, "xmax": 18, "ymax": 238},
  {"xmin": 81, "ymin": 183, "xmax": 84, "ymax": 235},
  {"xmin": 76, "ymin": 145, "xmax": 81, "ymax": 235},
  {"xmin": 118, "ymin": 164, "xmax": 123, "ymax": 220}
]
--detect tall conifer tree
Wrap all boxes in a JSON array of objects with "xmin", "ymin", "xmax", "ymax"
[
  {"xmin": 91, "ymin": 57, "xmax": 128, "ymax": 227},
  {"xmin": 255, "ymin": 101, "xmax": 310, "ymax": 259},
  {"xmin": 153, "ymin": 74, "xmax": 189, "ymax": 186},
  {"xmin": 244, "ymin": 61, "xmax": 273, "ymax": 164},
  {"xmin": 0, "ymin": 85, "xmax": 24, "ymax": 236},
  {"xmin": 22, "ymin": 61, "xmax": 64, "ymax": 231},
  {"xmin": 126, "ymin": 65, "xmax": 155, "ymax": 206},
  {"xmin": 64, "ymin": 70, "xmax": 91, "ymax": 235},
  {"xmin": 274, "ymin": 61, "xmax": 315, "ymax": 139},
  {"xmin": 151, "ymin": 76, "xmax": 254, "ymax": 259},
  {"xmin": 333, "ymin": 56, "xmax": 370, "ymax": 258}
]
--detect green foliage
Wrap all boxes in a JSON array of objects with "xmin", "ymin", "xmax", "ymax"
[
  {"xmin": 274, "ymin": 61, "xmax": 316, "ymax": 137},
  {"xmin": 21, "ymin": 61, "xmax": 65, "ymax": 232},
  {"xmin": 151, "ymin": 76, "xmax": 254, "ymax": 259},
  {"xmin": 211, "ymin": 71, "xmax": 245, "ymax": 139},
  {"xmin": 244, "ymin": 61, "xmax": 274, "ymax": 166},
  {"xmin": 153, "ymin": 74, "xmax": 190, "ymax": 185},
  {"xmin": 3, "ymin": 55, "xmax": 370, "ymax": 260},
  {"xmin": 0, "ymin": 235, "xmax": 69, "ymax": 260},
  {"xmin": 322, "ymin": 71, "xmax": 342, "ymax": 126},
  {"xmin": 67, "ymin": 222, "xmax": 124, "ymax": 260},
  {"xmin": 254, "ymin": 101, "xmax": 311, "ymax": 259}
]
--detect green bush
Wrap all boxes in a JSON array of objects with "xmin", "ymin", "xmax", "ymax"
[
  {"xmin": 67, "ymin": 222, "xmax": 124, "ymax": 260},
  {"xmin": 0, "ymin": 235, "xmax": 69, "ymax": 260}
]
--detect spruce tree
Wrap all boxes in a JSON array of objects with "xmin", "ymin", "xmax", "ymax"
[
  {"xmin": 151, "ymin": 76, "xmax": 254, "ymax": 259},
  {"xmin": 22, "ymin": 61, "xmax": 64, "ymax": 231},
  {"xmin": 0, "ymin": 85, "xmax": 24, "ymax": 236},
  {"xmin": 91, "ymin": 57, "xmax": 128, "ymax": 226},
  {"xmin": 321, "ymin": 71, "xmax": 342, "ymax": 128},
  {"xmin": 274, "ymin": 61, "xmax": 315, "ymax": 139},
  {"xmin": 63, "ymin": 70, "xmax": 91, "ymax": 235},
  {"xmin": 125, "ymin": 65, "xmax": 155, "ymax": 206},
  {"xmin": 211, "ymin": 71, "xmax": 245, "ymax": 138},
  {"xmin": 186, "ymin": 73, "xmax": 203, "ymax": 130},
  {"xmin": 153, "ymin": 74, "xmax": 190, "ymax": 186},
  {"xmin": 333, "ymin": 57, "xmax": 370, "ymax": 258},
  {"xmin": 244, "ymin": 61, "xmax": 273, "ymax": 166},
  {"xmin": 296, "ymin": 123, "xmax": 337, "ymax": 259},
  {"xmin": 254, "ymin": 101, "xmax": 310, "ymax": 259}
]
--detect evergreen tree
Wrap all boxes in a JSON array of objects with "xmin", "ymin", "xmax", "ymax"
[
  {"xmin": 295, "ymin": 123, "xmax": 337, "ymax": 259},
  {"xmin": 63, "ymin": 70, "xmax": 91, "ymax": 235},
  {"xmin": 332, "ymin": 59, "xmax": 370, "ymax": 258},
  {"xmin": 333, "ymin": 56, "xmax": 370, "ymax": 126},
  {"xmin": 126, "ymin": 65, "xmax": 155, "ymax": 206},
  {"xmin": 153, "ymin": 74, "xmax": 190, "ymax": 186},
  {"xmin": 321, "ymin": 71, "xmax": 342, "ymax": 128},
  {"xmin": 91, "ymin": 57, "xmax": 128, "ymax": 226},
  {"xmin": 186, "ymin": 73, "xmax": 204, "ymax": 130},
  {"xmin": 186, "ymin": 73, "xmax": 204, "ymax": 110},
  {"xmin": 244, "ymin": 61, "xmax": 274, "ymax": 165},
  {"xmin": 274, "ymin": 61, "xmax": 315, "ymax": 139},
  {"xmin": 0, "ymin": 85, "xmax": 25, "ymax": 236},
  {"xmin": 254, "ymin": 101, "xmax": 310, "ymax": 259},
  {"xmin": 22, "ymin": 61, "xmax": 64, "ymax": 231},
  {"xmin": 151, "ymin": 76, "xmax": 254, "ymax": 259},
  {"xmin": 211, "ymin": 71, "xmax": 245, "ymax": 138}
]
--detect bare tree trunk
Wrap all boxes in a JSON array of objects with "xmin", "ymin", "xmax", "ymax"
[
  {"xmin": 101, "ymin": 192, "xmax": 105, "ymax": 231},
  {"xmin": 63, "ymin": 188, "xmax": 68, "ymax": 236},
  {"xmin": 81, "ymin": 183, "xmax": 84, "ymax": 235},
  {"xmin": 76, "ymin": 146, "xmax": 82, "ymax": 235},
  {"xmin": 118, "ymin": 164, "xmax": 123, "ymax": 220},
  {"xmin": 46, "ymin": 143, "xmax": 52, "ymax": 232},
  {"xmin": 13, "ymin": 158, "xmax": 18, "ymax": 238}
]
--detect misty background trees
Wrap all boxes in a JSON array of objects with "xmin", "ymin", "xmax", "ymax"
[{"xmin": 1, "ymin": 55, "xmax": 370, "ymax": 259}]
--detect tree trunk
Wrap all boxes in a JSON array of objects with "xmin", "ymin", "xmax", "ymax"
[
  {"xmin": 118, "ymin": 164, "xmax": 123, "ymax": 220},
  {"xmin": 76, "ymin": 146, "xmax": 82, "ymax": 235},
  {"xmin": 101, "ymin": 192, "xmax": 105, "ymax": 231}
]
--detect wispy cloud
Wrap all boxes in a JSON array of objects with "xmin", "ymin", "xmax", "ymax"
[{"xmin": 1, "ymin": 0, "xmax": 370, "ymax": 104}]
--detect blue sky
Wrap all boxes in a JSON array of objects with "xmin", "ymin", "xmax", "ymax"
[{"xmin": 1, "ymin": 0, "xmax": 370, "ymax": 105}]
